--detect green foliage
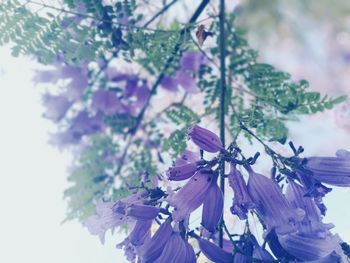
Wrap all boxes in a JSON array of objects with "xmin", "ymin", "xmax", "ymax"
[
  {"xmin": 64, "ymin": 135, "xmax": 118, "ymax": 221},
  {"xmin": 104, "ymin": 114, "xmax": 138, "ymax": 134},
  {"xmin": 162, "ymin": 128, "xmax": 188, "ymax": 158},
  {"xmin": 165, "ymin": 104, "xmax": 200, "ymax": 125}
]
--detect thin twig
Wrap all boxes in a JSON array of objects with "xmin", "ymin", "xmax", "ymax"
[
  {"xmin": 143, "ymin": 0, "xmax": 179, "ymax": 27},
  {"xmin": 114, "ymin": 0, "xmax": 210, "ymax": 177}
]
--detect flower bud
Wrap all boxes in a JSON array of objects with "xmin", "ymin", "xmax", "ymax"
[{"xmin": 188, "ymin": 124, "xmax": 223, "ymax": 153}]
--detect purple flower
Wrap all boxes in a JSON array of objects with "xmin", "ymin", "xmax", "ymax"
[
  {"xmin": 91, "ymin": 89, "xmax": 125, "ymax": 115},
  {"xmin": 197, "ymin": 237, "xmax": 233, "ymax": 263},
  {"xmin": 285, "ymin": 181, "xmax": 332, "ymax": 235},
  {"xmin": 167, "ymin": 162, "xmax": 198, "ymax": 181},
  {"xmin": 228, "ymin": 165, "xmax": 254, "ymax": 220},
  {"xmin": 160, "ymin": 52, "xmax": 204, "ymax": 93},
  {"xmin": 278, "ymin": 232, "xmax": 344, "ymax": 261},
  {"xmin": 117, "ymin": 220, "xmax": 152, "ymax": 262},
  {"xmin": 246, "ymin": 166, "xmax": 299, "ymax": 235},
  {"xmin": 42, "ymin": 94, "xmax": 72, "ymax": 122},
  {"xmin": 167, "ymin": 170, "xmax": 216, "ymax": 222},
  {"xmin": 139, "ymin": 220, "xmax": 173, "ymax": 262},
  {"xmin": 188, "ymin": 124, "xmax": 223, "ymax": 153},
  {"xmin": 201, "ymin": 181, "xmax": 223, "ymax": 233},
  {"xmin": 84, "ymin": 192, "xmax": 158, "ymax": 243},
  {"xmin": 304, "ymin": 150, "xmax": 350, "ymax": 186},
  {"xmin": 152, "ymin": 232, "xmax": 195, "ymax": 263},
  {"xmin": 84, "ymin": 200, "xmax": 129, "ymax": 243}
]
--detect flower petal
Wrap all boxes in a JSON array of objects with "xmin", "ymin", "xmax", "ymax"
[
  {"xmin": 197, "ymin": 238, "xmax": 233, "ymax": 263},
  {"xmin": 188, "ymin": 125, "xmax": 223, "ymax": 153},
  {"xmin": 246, "ymin": 166, "xmax": 298, "ymax": 235},
  {"xmin": 228, "ymin": 165, "xmax": 254, "ymax": 220},
  {"xmin": 168, "ymin": 170, "xmax": 215, "ymax": 222},
  {"xmin": 201, "ymin": 181, "xmax": 223, "ymax": 233}
]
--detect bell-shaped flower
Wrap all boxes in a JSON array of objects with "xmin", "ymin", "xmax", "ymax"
[
  {"xmin": 304, "ymin": 150, "xmax": 350, "ymax": 187},
  {"xmin": 201, "ymin": 181, "xmax": 223, "ymax": 233},
  {"xmin": 117, "ymin": 219, "xmax": 153, "ymax": 262},
  {"xmin": 92, "ymin": 89, "xmax": 126, "ymax": 115},
  {"xmin": 153, "ymin": 232, "xmax": 195, "ymax": 263},
  {"xmin": 246, "ymin": 166, "xmax": 299, "ymax": 235},
  {"xmin": 278, "ymin": 232, "xmax": 344, "ymax": 261},
  {"xmin": 167, "ymin": 170, "xmax": 216, "ymax": 222},
  {"xmin": 167, "ymin": 162, "xmax": 198, "ymax": 181},
  {"xmin": 228, "ymin": 165, "xmax": 254, "ymax": 220},
  {"xmin": 167, "ymin": 151, "xmax": 200, "ymax": 181},
  {"xmin": 285, "ymin": 181, "xmax": 332, "ymax": 235},
  {"xmin": 197, "ymin": 237, "xmax": 233, "ymax": 263},
  {"xmin": 188, "ymin": 125, "xmax": 223, "ymax": 153},
  {"xmin": 42, "ymin": 94, "xmax": 72, "ymax": 122},
  {"xmin": 139, "ymin": 220, "xmax": 173, "ymax": 262},
  {"xmin": 84, "ymin": 192, "xmax": 158, "ymax": 243}
]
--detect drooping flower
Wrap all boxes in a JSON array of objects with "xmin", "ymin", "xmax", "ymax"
[
  {"xmin": 84, "ymin": 192, "xmax": 158, "ymax": 243},
  {"xmin": 278, "ymin": 232, "xmax": 344, "ymax": 261},
  {"xmin": 246, "ymin": 166, "xmax": 300, "ymax": 235},
  {"xmin": 91, "ymin": 89, "xmax": 126, "ymax": 115},
  {"xmin": 42, "ymin": 94, "xmax": 72, "ymax": 122},
  {"xmin": 117, "ymin": 219, "xmax": 153, "ymax": 262},
  {"xmin": 160, "ymin": 51, "xmax": 205, "ymax": 93},
  {"xmin": 167, "ymin": 170, "xmax": 216, "ymax": 222},
  {"xmin": 303, "ymin": 150, "xmax": 350, "ymax": 187},
  {"xmin": 152, "ymin": 232, "xmax": 195, "ymax": 263},
  {"xmin": 167, "ymin": 151, "xmax": 200, "ymax": 181},
  {"xmin": 201, "ymin": 180, "xmax": 223, "ymax": 233},
  {"xmin": 285, "ymin": 181, "xmax": 332, "ymax": 235},
  {"xmin": 228, "ymin": 165, "xmax": 254, "ymax": 220},
  {"xmin": 188, "ymin": 124, "xmax": 223, "ymax": 153},
  {"xmin": 197, "ymin": 237, "xmax": 233, "ymax": 263},
  {"xmin": 139, "ymin": 220, "xmax": 173, "ymax": 262}
]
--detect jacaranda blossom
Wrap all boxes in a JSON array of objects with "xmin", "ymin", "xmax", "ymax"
[
  {"xmin": 167, "ymin": 170, "xmax": 216, "ymax": 222},
  {"xmin": 201, "ymin": 180, "xmax": 223, "ymax": 233},
  {"xmin": 228, "ymin": 165, "xmax": 254, "ymax": 220},
  {"xmin": 304, "ymin": 149, "xmax": 350, "ymax": 187},
  {"xmin": 160, "ymin": 51, "xmax": 205, "ymax": 93},
  {"xmin": 246, "ymin": 166, "xmax": 300, "ymax": 235},
  {"xmin": 84, "ymin": 192, "xmax": 158, "ymax": 243},
  {"xmin": 188, "ymin": 124, "xmax": 223, "ymax": 153},
  {"xmin": 167, "ymin": 151, "xmax": 200, "ymax": 181},
  {"xmin": 42, "ymin": 93, "xmax": 72, "ymax": 122},
  {"xmin": 197, "ymin": 237, "xmax": 232, "ymax": 263}
]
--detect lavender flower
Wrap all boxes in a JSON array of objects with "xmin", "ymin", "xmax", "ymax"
[
  {"xmin": 139, "ymin": 220, "xmax": 173, "ymax": 262},
  {"xmin": 42, "ymin": 94, "xmax": 72, "ymax": 122},
  {"xmin": 197, "ymin": 237, "xmax": 233, "ymax": 263},
  {"xmin": 304, "ymin": 150, "xmax": 350, "ymax": 186},
  {"xmin": 167, "ymin": 170, "xmax": 216, "ymax": 222},
  {"xmin": 160, "ymin": 52, "xmax": 204, "ymax": 93},
  {"xmin": 228, "ymin": 165, "xmax": 254, "ymax": 220},
  {"xmin": 117, "ymin": 220, "xmax": 152, "ymax": 262},
  {"xmin": 278, "ymin": 232, "xmax": 344, "ymax": 261},
  {"xmin": 84, "ymin": 192, "xmax": 158, "ymax": 243},
  {"xmin": 246, "ymin": 166, "xmax": 300, "ymax": 235},
  {"xmin": 91, "ymin": 89, "xmax": 126, "ymax": 115},
  {"xmin": 201, "ymin": 181, "xmax": 223, "ymax": 233},
  {"xmin": 285, "ymin": 181, "xmax": 332, "ymax": 235},
  {"xmin": 167, "ymin": 151, "xmax": 200, "ymax": 181},
  {"xmin": 188, "ymin": 124, "xmax": 223, "ymax": 153}
]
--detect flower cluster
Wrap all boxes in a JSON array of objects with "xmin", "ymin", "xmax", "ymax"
[{"xmin": 85, "ymin": 124, "xmax": 350, "ymax": 262}]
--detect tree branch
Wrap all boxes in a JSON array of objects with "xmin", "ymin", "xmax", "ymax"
[{"xmin": 218, "ymin": 0, "xmax": 227, "ymax": 248}]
